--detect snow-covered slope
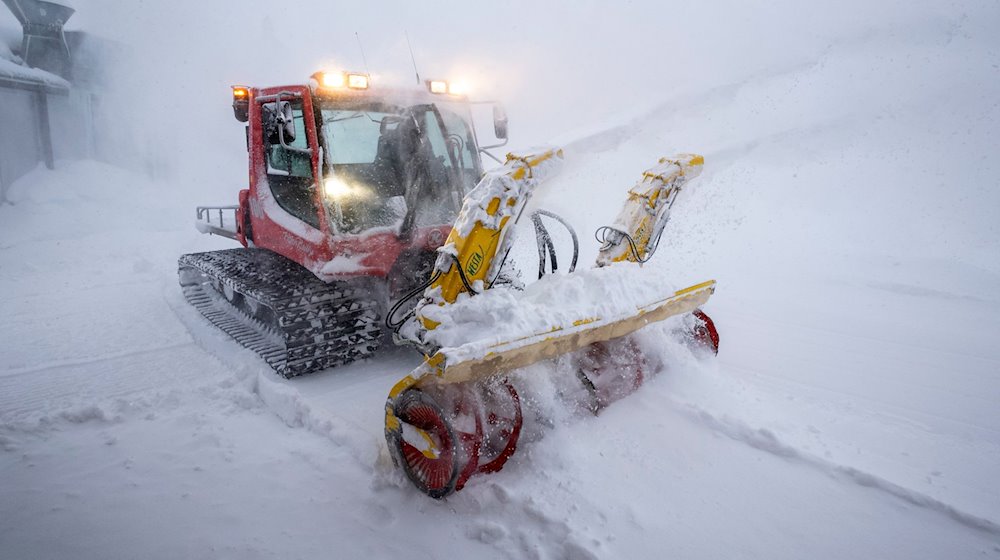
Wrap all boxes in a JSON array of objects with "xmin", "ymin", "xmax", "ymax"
[{"xmin": 2, "ymin": 1, "xmax": 999, "ymax": 559}]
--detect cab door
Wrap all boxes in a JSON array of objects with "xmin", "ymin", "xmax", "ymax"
[{"xmin": 245, "ymin": 85, "xmax": 333, "ymax": 273}]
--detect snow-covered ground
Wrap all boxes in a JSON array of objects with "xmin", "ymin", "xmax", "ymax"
[{"xmin": 2, "ymin": 1, "xmax": 1000, "ymax": 558}]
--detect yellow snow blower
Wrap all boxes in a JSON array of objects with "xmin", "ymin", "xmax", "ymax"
[{"xmin": 383, "ymin": 150, "xmax": 719, "ymax": 498}]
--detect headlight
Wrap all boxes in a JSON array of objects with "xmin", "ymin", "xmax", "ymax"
[
  {"xmin": 323, "ymin": 177, "xmax": 373, "ymax": 200},
  {"xmin": 323, "ymin": 177, "xmax": 352, "ymax": 199}
]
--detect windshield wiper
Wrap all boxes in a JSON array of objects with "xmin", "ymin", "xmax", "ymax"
[
  {"xmin": 325, "ymin": 112, "xmax": 387, "ymax": 124},
  {"xmin": 325, "ymin": 112, "xmax": 365, "ymax": 124}
]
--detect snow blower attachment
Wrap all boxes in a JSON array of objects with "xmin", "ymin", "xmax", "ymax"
[{"xmin": 384, "ymin": 152, "xmax": 719, "ymax": 498}]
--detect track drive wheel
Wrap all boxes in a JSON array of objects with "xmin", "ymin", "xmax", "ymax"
[{"xmin": 576, "ymin": 336, "xmax": 646, "ymax": 412}]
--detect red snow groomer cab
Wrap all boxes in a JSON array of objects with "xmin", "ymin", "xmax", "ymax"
[{"xmin": 179, "ymin": 71, "xmax": 509, "ymax": 377}]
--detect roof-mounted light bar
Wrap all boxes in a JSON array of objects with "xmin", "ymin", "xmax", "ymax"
[
  {"xmin": 428, "ymin": 79, "xmax": 448, "ymax": 94},
  {"xmin": 347, "ymin": 73, "xmax": 369, "ymax": 89},
  {"xmin": 426, "ymin": 79, "xmax": 467, "ymax": 96},
  {"xmin": 313, "ymin": 71, "xmax": 370, "ymax": 90}
]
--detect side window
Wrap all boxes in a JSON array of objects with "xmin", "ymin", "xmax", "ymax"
[
  {"xmin": 266, "ymin": 103, "xmax": 311, "ymax": 176},
  {"xmin": 431, "ymin": 109, "xmax": 481, "ymax": 193},
  {"xmin": 437, "ymin": 110, "xmax": 478, "ymax": 172},
  {"xmin": 264, "ymin": 102, "xmax": 320, "ymax": 229},
  {"xmin": 421, "ymin": 112, "xmax": 450, "ymax": 169}
]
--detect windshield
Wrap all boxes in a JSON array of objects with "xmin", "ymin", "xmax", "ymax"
[{"xmin": 319, "ymin": 103, "xmax": 480, "ymax": 234}]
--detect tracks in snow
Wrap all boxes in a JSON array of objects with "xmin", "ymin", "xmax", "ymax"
[
  {"xmin": 0, "ymin": 342, "xmax": 194, "ymax": 378},
  {"xmin": 673, "ymin": 398, "xmax": 1000, "ymax": 537},
  {"xmin": 0, "ymin": 343, "xmax": 211, "ymax": 422}
]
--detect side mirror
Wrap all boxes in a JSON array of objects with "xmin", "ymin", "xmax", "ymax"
[
  {"xmin": 262, "ymin": 101, "xmax": 296, "ymax": 146},
  {"xmin": 493, "ymin": 104, "xmax": 509, "ymax": 140}
]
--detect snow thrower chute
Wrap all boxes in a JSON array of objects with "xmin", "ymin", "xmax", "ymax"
[{"xmin": 384, "ymin": 151, "xmax": 719, "ymax": 498}]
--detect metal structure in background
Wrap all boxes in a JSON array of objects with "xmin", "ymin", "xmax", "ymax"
[
  {"xmin": 2, "ymin": 0, "xmax": 74, "ymax": 78},
  {"xmin": 0, "ymin": 81, "xmax": 68, "ymax": 204},
  {"xmin": 0, "ymin": 0, "xmax": 92, "ymax": 204}
]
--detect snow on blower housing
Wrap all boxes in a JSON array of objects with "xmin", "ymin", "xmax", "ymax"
[{"xmin": 178, "ymin": 69, "xmax": 720, "ymax": 497}]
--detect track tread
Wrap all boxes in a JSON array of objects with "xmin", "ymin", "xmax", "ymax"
[{"xmin": 178, "ymin": 248, "xmax": 382, "ymax": 378}]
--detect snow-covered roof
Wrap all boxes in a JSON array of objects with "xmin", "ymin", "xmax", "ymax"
[
  {"xmin": 0, "ymin": 55, "xmax": 69, "ymax": 89},
  {"xmin": 0, "ymin": 23, "xmax": 69, "ymax": 90}
]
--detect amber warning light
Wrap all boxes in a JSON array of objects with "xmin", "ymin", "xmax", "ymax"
[{"xmin": 232, "ymin": 85, "xmax": 250, "ymax": 123}]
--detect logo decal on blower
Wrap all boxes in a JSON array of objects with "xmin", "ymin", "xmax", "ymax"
[{"xmin": 466, "ymin": 248, "xmax": 484, "ymax": 276}]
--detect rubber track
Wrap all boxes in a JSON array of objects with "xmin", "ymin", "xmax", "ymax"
[{"xmin": 178, "ymin": 248, "xmax": 382, "ymax": 378}]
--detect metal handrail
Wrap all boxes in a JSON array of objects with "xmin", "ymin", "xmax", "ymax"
[{"xmin": 195, "ymin": 205, "xmax": 240, "ymax": 240}]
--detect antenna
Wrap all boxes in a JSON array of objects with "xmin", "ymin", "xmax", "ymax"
[
  {"xmin": 355, "ymin": 32, "xmax": 372, "ymax": 83},
  {"xmin": 405, "ymin": 31, "xmax": 421, "ymax": 85}
]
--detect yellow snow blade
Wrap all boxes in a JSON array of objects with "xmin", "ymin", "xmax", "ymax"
[{"xmin": 420, "ymin": 279, "xmax": 715, "ymax": 387}]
